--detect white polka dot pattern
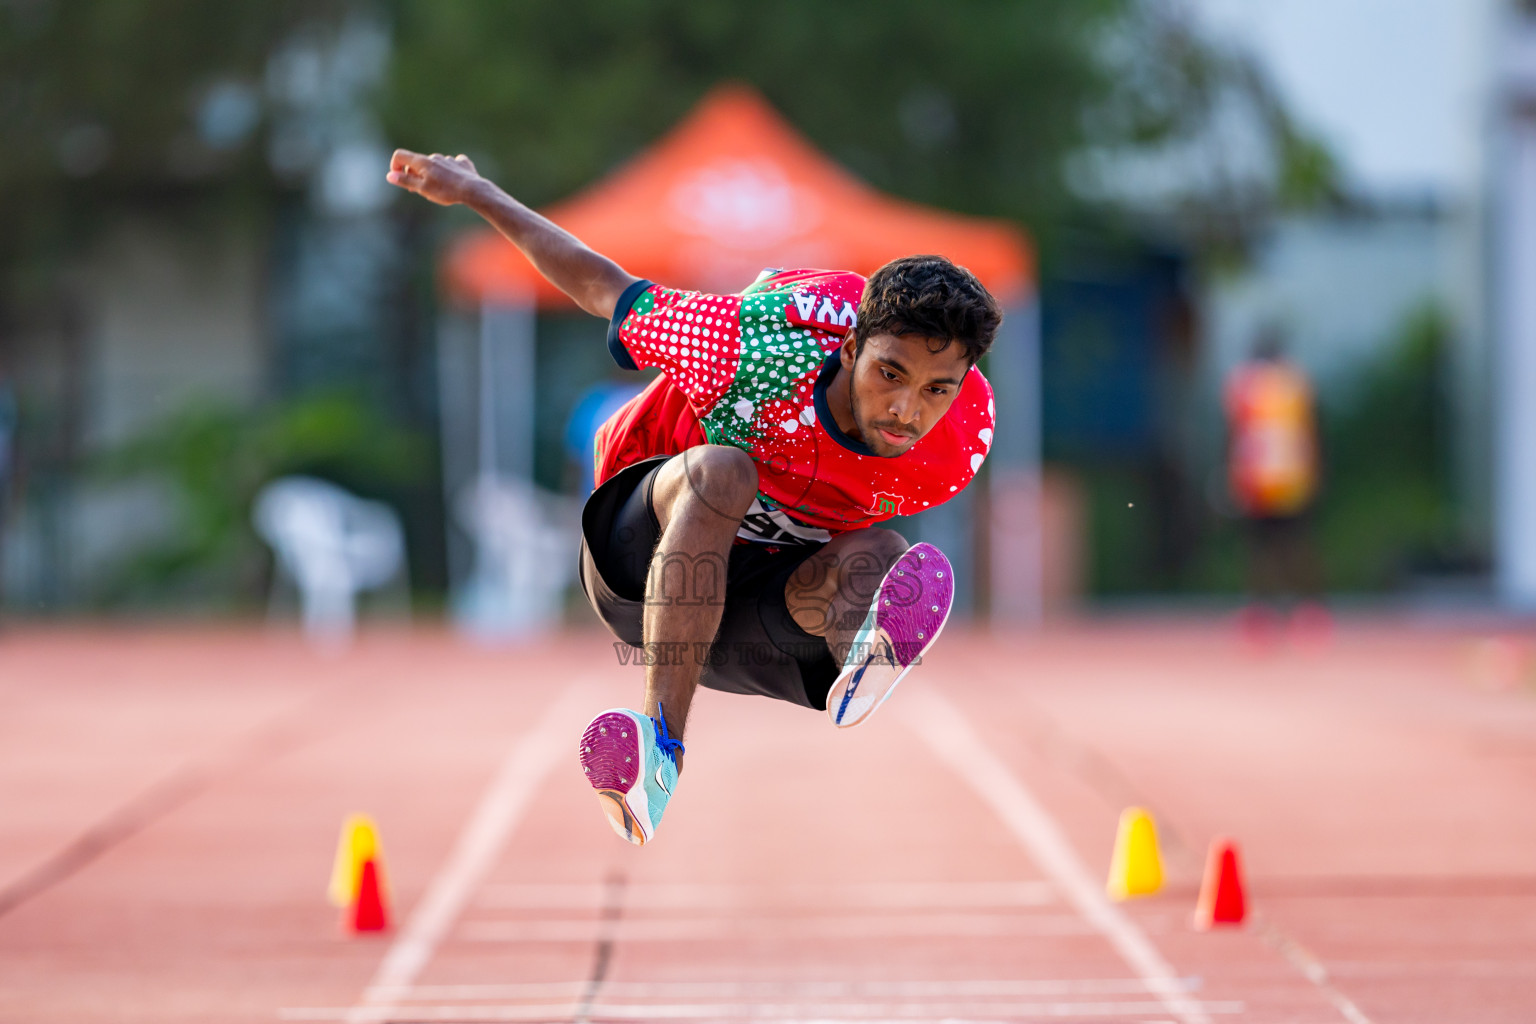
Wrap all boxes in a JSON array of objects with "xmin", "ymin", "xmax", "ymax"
[
  {"xmin": 616, "ymin": 286, "xmax": 745, "ymax": 412},
  {"xmin": 605, "ymin": 270, "xmax": 996, "ymax": 536}
]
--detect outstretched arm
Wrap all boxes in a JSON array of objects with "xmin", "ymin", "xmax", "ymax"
[{"xmin": 387, "ymin": 149, "xmax": 639, "ymax": 319}]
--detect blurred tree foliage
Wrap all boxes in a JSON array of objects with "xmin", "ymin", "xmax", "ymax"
[
  {"xmin": 380, "ymin": 0, "xmax": 1322, "ymax": 254},
  {"xmin": 92, "ymin": 392, "xmax": 431, "ymax": 608},
  {"xmin": 0, "ymin": 0, "xmax": 348, "ymax": 302},
  {"xmin": 0, "ymin": 0, "xmax": 1321, "ymax": 290},
  {"xmin": 1314, "ymin": 304, "xmax": 1460, "ymax": 589},
  {"xmin": 382, "ymin": 0, "xmax": 1121, "ymax": 236}
]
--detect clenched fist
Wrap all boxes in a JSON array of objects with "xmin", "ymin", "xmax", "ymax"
[{"xmin": 386, "ymin": 149, "xmax": 484, "ymax": 206}]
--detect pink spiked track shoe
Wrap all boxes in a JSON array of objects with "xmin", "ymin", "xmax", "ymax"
[{"xmin": 826, "ymin": 542, "xmax": 953, "ymax": 728}]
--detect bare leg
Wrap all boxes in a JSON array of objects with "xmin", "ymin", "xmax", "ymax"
[
  {"xmin": 641, "ymin": 445, "xmax": 759, "ymax": 757},
  {"xmin": 784, "ymin": 528, "xmax": 909, "ymax": 663}
]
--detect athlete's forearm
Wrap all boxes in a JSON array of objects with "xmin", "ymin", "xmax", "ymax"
[
  {"xmin": 386, "ymin": 148, "xmax": 638, "ymax": 318},
  {"xmin": 463, "ymin": 180, "xmax": 638, "ymax": 318}
]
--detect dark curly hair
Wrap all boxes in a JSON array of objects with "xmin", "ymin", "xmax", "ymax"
[{"xmin": 853, "ymin": 255, "xmax": 1003, "ymax": 364}]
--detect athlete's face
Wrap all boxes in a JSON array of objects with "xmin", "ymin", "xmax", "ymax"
[{"xmin": 840, "ymin": 332, "xmax": 971, "ymax": 458}]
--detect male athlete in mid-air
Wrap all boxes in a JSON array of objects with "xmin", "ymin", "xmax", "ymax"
[{"xmin": 388, "ymin": 148, "xmax": 1001, "ymax": 845}]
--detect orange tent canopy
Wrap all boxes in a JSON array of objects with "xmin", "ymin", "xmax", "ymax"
[{"xmin": 443, "ymin": 85, "xmax": 1033, "ymax": 307}]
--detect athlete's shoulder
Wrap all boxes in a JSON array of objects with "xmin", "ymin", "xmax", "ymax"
[
  {"xmin": 738, "ymin": 268, "xmax": 865, "ymax": 336},
  {"xmin": 948, "ymin": 364, "xmax": 995, "ymax": 435},
  {"xmin": 740, "ymin": 267, "xmax": 866, "ymax": 298},
  {"xmin": 607, "ymin": 280, "xmax": 746, "ymax": 409},
  {"xmin": 917, "ymin": 363, "xmax": 995, "ymax": 475}
]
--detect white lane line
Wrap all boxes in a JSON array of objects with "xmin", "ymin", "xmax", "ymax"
[
  {"xmin": 589, "ymin": 1000, "xmax": 1246, "ymax": 1020},
  {"xmin": 476, "ymin": 879, "xmax": 1057, "ymax": 909},
  {"xmin": 1255, "ymin": 916, "xmax": 1377, "ymax": 1024},
  {"xmin": 285, "ymin": 999, "xmax": 1245, "ymax": 1021},
  {"xmin": 897, "ymin": 687, "xmax": 1215, "ymax": 1024},
  {"xmin": 343, "ymin": 684, "xmax": 595, "ymax": 1024},
  {"xmin": 459, "ymin": 911, "xmax": 1092, "ymax": 942},
  {"xmin": 372, "ymin": 977, "xmax": 1202, "ymax": 1001}
]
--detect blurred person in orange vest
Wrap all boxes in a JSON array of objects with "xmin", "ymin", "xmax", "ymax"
[{"xmin": 1224, "ymin": 330, "xmax": 1329, "ymax": 644}]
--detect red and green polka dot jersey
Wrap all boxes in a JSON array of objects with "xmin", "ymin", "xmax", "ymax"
[{"xmin": 595, "ymin": 268, "xmax": 995, "ymax": 540}]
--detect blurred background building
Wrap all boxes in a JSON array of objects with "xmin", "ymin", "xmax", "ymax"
[{"xmin": 1, "ymin": 0, "xmax": 1532, "ymax": 624}]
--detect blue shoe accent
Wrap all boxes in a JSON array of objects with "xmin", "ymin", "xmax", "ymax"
[{"xmin": 579, "ymin": 704, "xmax": 683, "ymax": 845}]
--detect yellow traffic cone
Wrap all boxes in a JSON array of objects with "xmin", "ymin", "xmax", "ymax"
[
  {"xmin": 329, "ymin": 813, "xmax": 391, "ymax": 932},
  {"xmin": 1106, "ymin": 807, "xmax": 1163, "ymax": 900}
]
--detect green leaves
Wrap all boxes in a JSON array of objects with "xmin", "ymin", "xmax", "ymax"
[
  {"xmin": 1, "ymin": 0, "xmax": 1324, "ymax": 274},
  {"xmin": 91, "ymin": 392, "xmax": 431, "ymax": 605},
  {"xmin": 380, "ymin": 0, "xmax": 1125, "ymax": 230}
]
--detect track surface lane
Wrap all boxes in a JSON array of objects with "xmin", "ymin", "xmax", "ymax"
[{"xmin": 0, "ymin": 621, "xmax": 1533, "ymax": 1022}]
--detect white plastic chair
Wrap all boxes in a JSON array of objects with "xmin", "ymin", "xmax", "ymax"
[
  {"xmin": 453, "ymin": 474, "xmax": 576, "ymax": 641},
  {"xmin": 252, "ymin": 476, "xmax": 407, "ymax": 647}
]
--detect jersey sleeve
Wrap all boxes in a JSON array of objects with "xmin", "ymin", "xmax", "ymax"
[{"xmin": 607, "ymin": 281, "xmax": 744, "ymax": 414}]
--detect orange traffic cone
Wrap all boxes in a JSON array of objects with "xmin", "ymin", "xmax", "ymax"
[
  {"xmin": 330, "ymin": 814, "xmax": 391, "ymax": 934},
  {"xmin": 349, "ymin": 858, "xmax": 389, "ymax": 932},
  {"xmin": 1194, "ymin": 837, "xmax": 1246, "ymax": 929}
]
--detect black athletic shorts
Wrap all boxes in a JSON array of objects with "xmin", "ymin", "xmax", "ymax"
[{"xmin": 577, "ymin": 455, "xmax": 838, "ymax": 710}]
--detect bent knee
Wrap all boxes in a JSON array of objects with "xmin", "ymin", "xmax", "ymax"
[
  {"xmin": 859, "ymin": 527, "xmax": 909, "ymax": 561},
  {"xmin": 679, "ymin": 445, "xmax": 757, "ymax": 512},
  {"xmin": 824, "ymin": 527, "xmax": 908, "ymax": 587}
]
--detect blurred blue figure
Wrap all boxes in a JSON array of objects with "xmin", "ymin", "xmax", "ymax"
[{"xmin": 565, "ymin": 381, "xmax": 644, "ymax": 496}]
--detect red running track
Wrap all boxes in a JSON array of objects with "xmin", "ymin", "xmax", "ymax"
[{"xmin": 1, "ymin": 620, "xmax": 1534, "ymax": 1022}]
